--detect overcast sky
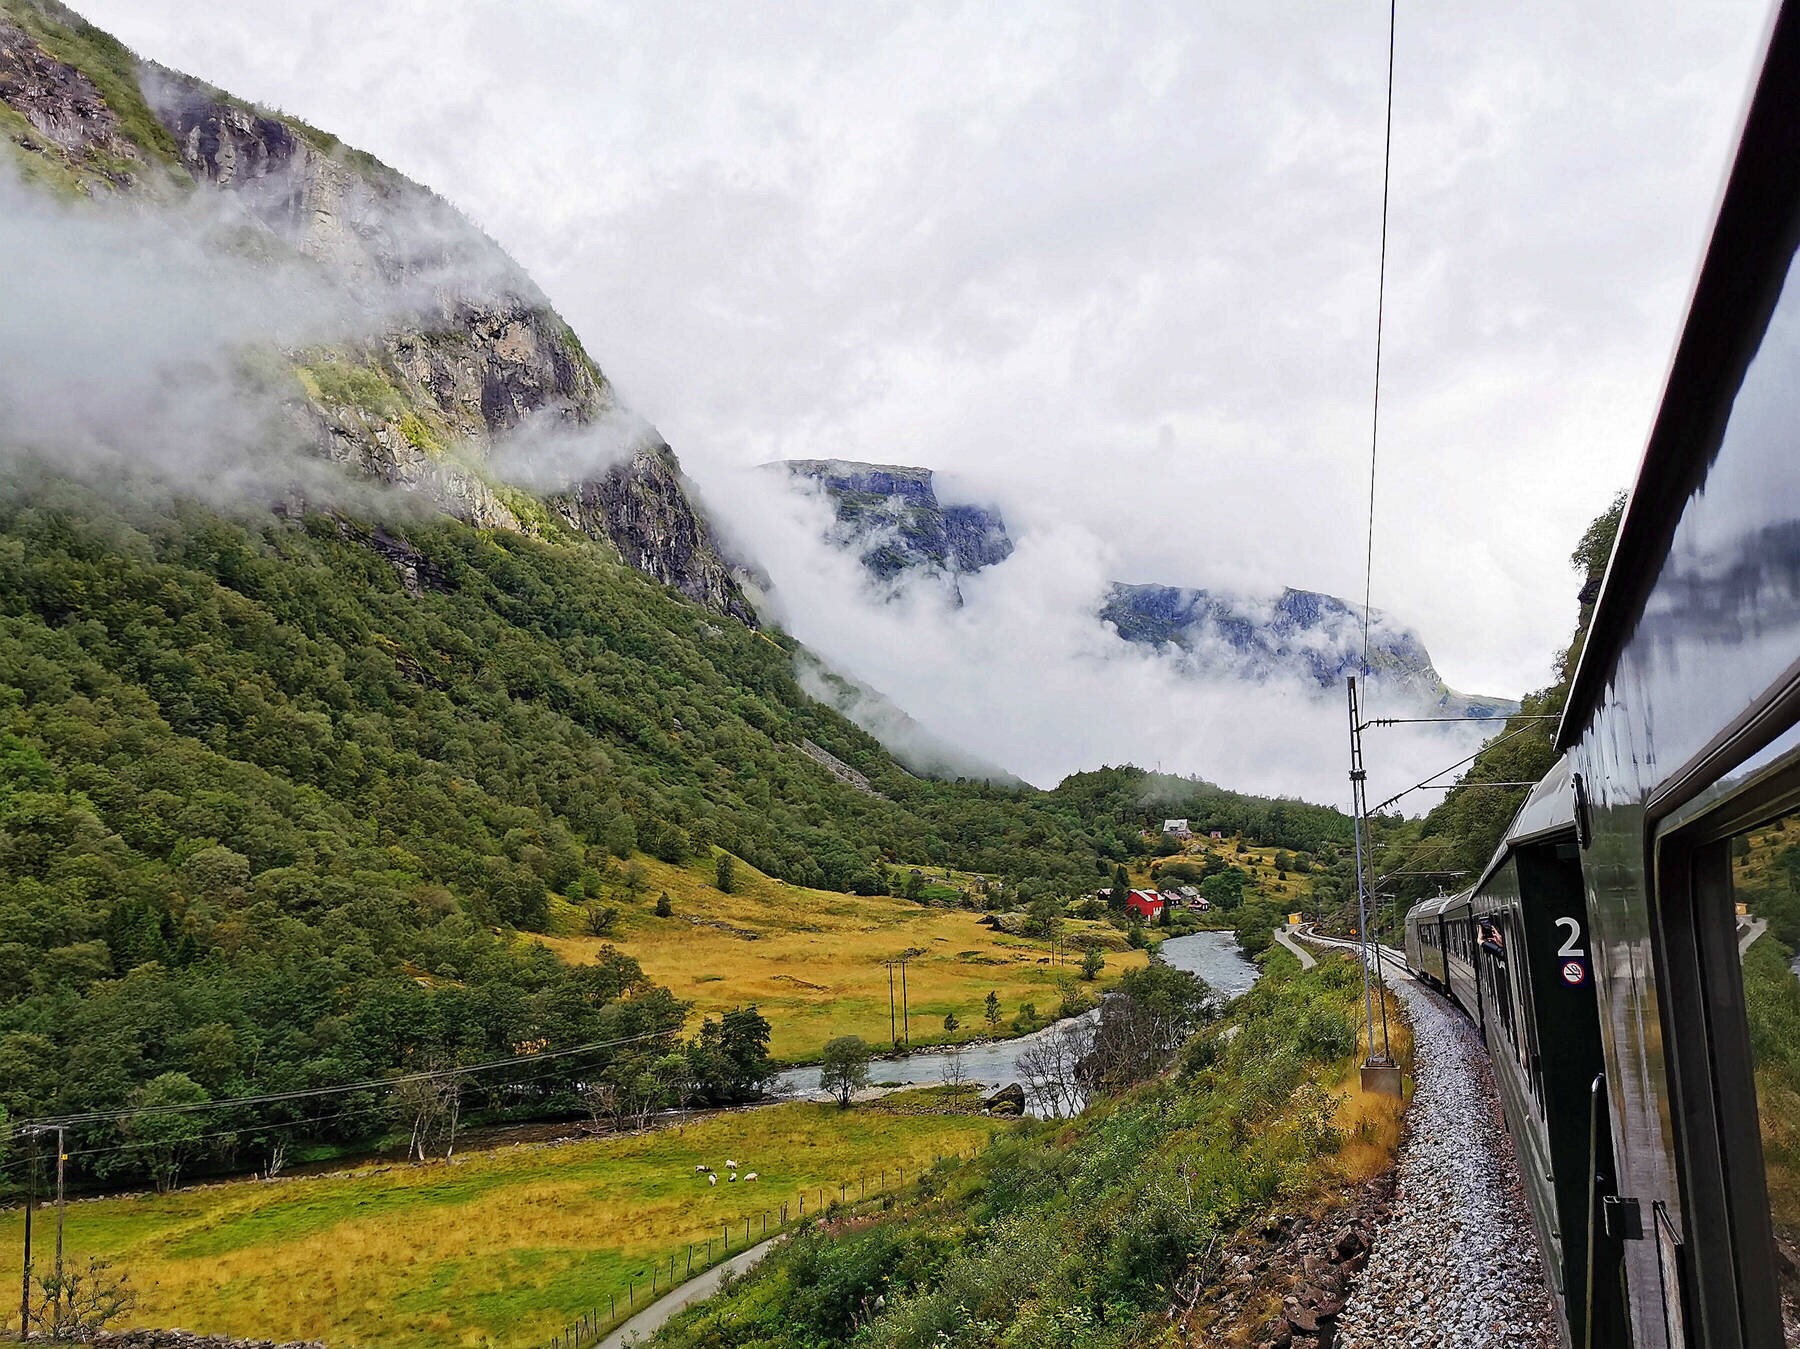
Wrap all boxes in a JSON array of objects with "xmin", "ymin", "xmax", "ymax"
[{"xmin": 76, "ymin": 0, "xmax": 1773, "ymax": 795}]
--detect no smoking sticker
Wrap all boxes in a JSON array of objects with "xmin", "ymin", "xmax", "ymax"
[{"xmin": 1561, "ymin": 960, "xmax": 1587, "ymax": 986}]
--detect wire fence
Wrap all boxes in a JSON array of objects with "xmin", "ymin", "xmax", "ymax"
[{"xmin": 540, "ymin": 1147, "xmax": 981, "ymax": 1349}]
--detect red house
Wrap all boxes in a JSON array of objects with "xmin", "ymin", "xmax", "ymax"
[{"xmin": 1126, "ymin": 889, "xmax": 1164, "ymax": 921}]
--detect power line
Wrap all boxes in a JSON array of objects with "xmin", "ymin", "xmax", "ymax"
[
  {"xmin": 1361, "ymin": 0, "xmax": 1398, "ymax": 675},
  {"xmin": 18, "ymin": 1024, "xmax": 682, "ymax": 1130},
  {"xmin": 1367, "ymin": 720, "xmax": 1543, "ymax": 814}
]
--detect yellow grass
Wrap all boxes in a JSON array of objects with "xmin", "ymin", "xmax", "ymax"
[
  {"xmin": 1, "ymin": 1101, "xmax": 996, "ymax": 1349},
  {"xmin": 1330, "ymin": 984, "xmax": 1413, "ymax": 1182},
  {"xmin": 542, "ymin": 853, "xmax": 1147, "ymax": 1060}
]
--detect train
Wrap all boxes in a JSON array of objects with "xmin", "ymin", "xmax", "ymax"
[{"xmin": 1403, "ymin": 5, "xmax": 1800, "ymax": 1346}]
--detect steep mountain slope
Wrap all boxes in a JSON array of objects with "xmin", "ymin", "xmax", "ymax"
[
  {"xmin": 0, "ymin": 0, "xmax": 751, "ymax": 624},
  {"xmin": 775, "ymin": 456, "xmax": 1517, "ymax": 717}
]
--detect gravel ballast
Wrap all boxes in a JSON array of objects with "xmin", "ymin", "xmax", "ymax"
[{"xmin": 1334, "ymin": 974, "xmax": 1560, "ymax": 1349}]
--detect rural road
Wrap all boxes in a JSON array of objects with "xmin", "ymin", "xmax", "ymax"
[
  {"xmin": 597, "ymin": 1236, "xmax": 782, "ymax": 1348},
  {"xmin": 1273, "ymin": 924, "xmax": 1317, "ymax": 968},
  {"xmin": 1740, "ymin": 915, "xmax": 1769, "ymax": 955}
]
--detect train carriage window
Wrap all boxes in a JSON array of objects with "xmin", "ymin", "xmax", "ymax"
[{"xmin": 1725, "ymin": 810, "xmax": 1800, "ymax": 1340}]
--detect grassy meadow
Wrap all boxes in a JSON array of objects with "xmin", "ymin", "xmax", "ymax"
[
  {"xmin": 539, "ymin": 853, "xmax": 1148, "ymax": 1060},
  {"xmin": 1, "ymin": 1100, "xmax": 997, "ymax": 1348}
]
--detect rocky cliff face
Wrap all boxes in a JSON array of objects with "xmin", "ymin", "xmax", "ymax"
[
  {"xmin": 550, "ymin": 442, "xmax": 757, "ymax": 625},
  {"xmin": 776, "ymin": 459, "xmax": 1013, "ymax": 597},
  {"xmin": 0, "ymin": 0, "xmax": 753, "ymax": 624}
]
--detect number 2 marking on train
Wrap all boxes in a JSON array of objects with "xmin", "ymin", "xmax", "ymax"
[{"xmin": 1556, "ymin": 916, "xmax": 1585, "ymax": 958}]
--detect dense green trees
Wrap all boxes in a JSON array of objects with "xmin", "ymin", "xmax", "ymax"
[{"xmin": 0, "ymin": 473, "xmax": 1357, "ymax": 1189}]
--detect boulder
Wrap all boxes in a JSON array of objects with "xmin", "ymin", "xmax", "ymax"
[{"xmin": 983, "ymin": 1082, "xmax": 1026, "ymax": 1115}]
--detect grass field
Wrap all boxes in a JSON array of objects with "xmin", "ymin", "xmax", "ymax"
[
  {"xmin": 540, "ymin": 853, "xmax": 1148, "ymax": 1061},
  {"xmin": 1, "ymin": 1100, "xmax": 997, "ymax": 1348}
]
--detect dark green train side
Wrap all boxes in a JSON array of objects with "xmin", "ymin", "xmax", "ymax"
[
  {"xmin": 1405, "ymin": 761, "xmax": 1625, "ymax": 1347},
  {"xmin": 1406, "ymin": 4, "xmax": 1800, "ymax": 1343}
]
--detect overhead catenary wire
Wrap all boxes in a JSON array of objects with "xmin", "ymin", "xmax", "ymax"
[
  {"xmin": 1367, "ymin": 719, "xmax": 1544, "ymax": 814},
  {"xmin": 1360, "ymin": 0, "xmax": 1399, "ymax": 676}
]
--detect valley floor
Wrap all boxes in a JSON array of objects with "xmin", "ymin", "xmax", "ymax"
[{"xmin": 1, "ymin": 1099, "xmax": 993, "ymax": 1349}]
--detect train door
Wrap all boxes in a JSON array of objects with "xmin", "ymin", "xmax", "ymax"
[
  {"xmin": 1514, "ymin": 841, "xmax": 1626, "ymax": 1349},
  {"xmin": 1655, "ymin": 788, "xmax": 1800, "ymax": 1348}
]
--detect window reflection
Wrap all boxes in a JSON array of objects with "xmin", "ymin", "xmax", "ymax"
[{"xmin": 1730, "ymin": 812, "xmax": 1800, "ymax": 1342}]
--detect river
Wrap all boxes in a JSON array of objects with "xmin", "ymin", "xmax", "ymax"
[{"xmin": 774, "ymin": 930, "xmax": 1259, "ymax": 1102}]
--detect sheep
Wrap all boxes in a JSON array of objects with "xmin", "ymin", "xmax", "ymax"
[
  {"xmin": 743, "ymin": 1172, "xmax": 758, "ymax": 1182},
  {"xmin": 708, "ymin": 1173, "xmax": 717, "ymax": 1186},
  {"xmin": 727, "ymin": 1171, "xmax": 738, "ymax": 1182},
  {"xmin": 725, "ymin": 1159, "xmax": 739, "ymax": 1169},
  {"xmin": 694, "ymin": 1164, "xmax": 713, "ymax": 1174}
]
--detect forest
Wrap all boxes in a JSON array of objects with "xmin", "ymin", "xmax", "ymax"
[{"xmin": 0, "ymin": 470, "xmax": 1351, "ymax": 1188}]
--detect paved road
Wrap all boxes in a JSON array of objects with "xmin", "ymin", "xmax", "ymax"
[
  {"xmin": 596, "ymin": 1237, "xmax": 781, "ymax": 1348},
  {"xmin": 1741, "ymin": 915, "xmax": 1769, "ymax": 956},
  {"xmin": 1273, "ymin": 924, "xmax": 1317, "ymax": 969}
]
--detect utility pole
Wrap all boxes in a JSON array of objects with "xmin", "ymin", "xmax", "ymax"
[
  {"xmin": 899, "ymin": 957, "xmax": 910, "ymax": 1049},
  {"xmin": 19, "ymin": 1127, "xmax": 36, "ymax": 1342},
  {"xmin": 52, "ymin": 1127, "xmax": 65, "ymax": 1340},
  {"xmin": 885, "ymin": 961, "xmax": 898, "ymax": 1049},
  {"xmin": 1348, "ymin": 678, "xmax": 1398, "ymax": 1093},
  {"xmin": 1346, "ymin": 677, "xmax": 1396, "ymax": 1066}
]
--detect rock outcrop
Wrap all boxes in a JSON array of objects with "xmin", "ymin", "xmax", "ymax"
[
  {"xmin": 550, "ymin": 442, "xmax": 757, "ymax": 625},
  {"xmin": 776, "ymin": 459, "xmax": 1013, "ymax": 591},
  {"xmin": 0, "ymin": 2, "xmax": 753, "ymax": 625}
]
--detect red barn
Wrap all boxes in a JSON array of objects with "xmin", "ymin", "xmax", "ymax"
[{"xmin": 1126, "ymin": 889, "xmax": 1164, "ymax": 920}]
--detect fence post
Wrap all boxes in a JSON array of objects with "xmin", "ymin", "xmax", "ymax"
[
  {"xmin": 629, "ymin": 1279, "xmax": 634, "ymax": 1308},
  {"xmin": 688, "ymin": 1244, "xmax": 692, "ymax": 1275}
]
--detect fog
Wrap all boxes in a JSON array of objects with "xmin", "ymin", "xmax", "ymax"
[{"xmin": 719, "ymin": 465, "xmax": 1491, "ymax": 810}]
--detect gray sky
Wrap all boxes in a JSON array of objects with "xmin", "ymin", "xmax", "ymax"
[{"xmin": 76, "ymin": 0, "xmax": 1773, "ymax": 797}]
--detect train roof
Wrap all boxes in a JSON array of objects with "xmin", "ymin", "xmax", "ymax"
[
  {"xmin": 1468, "ymin": 758, "xmax": 1578, "ymax": 895},
  {"xmin": 1556, "ymin": 4, "xmax": 1800, "ymax": 754},
  {"xmin": 1407, "ymin": 887, "xmax": 1473, "ymax": 922}
]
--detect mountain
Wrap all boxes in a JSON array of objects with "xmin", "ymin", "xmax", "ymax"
[
  {"xmin": 774, "ymin": 459, "xmax": 1013, "ymax": 591},
  {"xmin": 0, "ymin": 0, "xmax": 752, "ymax": 624},
  {"xmin": 1101, "ymin": 583, "xmax": 1517, "ymax": 718},
  {"xmin": 775, "ymin": 457, "xmax": 1519, "ymax": 718}
]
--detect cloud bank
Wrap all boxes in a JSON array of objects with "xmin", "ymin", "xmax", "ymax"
[{"xmin": 717, "ymin": 467, "xmax": 1490, "ymax": 810}]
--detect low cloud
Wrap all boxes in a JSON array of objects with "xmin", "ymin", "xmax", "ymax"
[{"xmin": 716, "ymin": 467, "xmax": 1489, "ymax": 811}]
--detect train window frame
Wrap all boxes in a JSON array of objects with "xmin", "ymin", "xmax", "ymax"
[{"xmin": 1651, "ymin": 756, "xmax": 1800, "ymax": 1348}]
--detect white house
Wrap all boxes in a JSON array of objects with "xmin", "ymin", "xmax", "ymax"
[{"xmin": 1161, "ymin": 819, "xmax": 1191, "ymax": 838}]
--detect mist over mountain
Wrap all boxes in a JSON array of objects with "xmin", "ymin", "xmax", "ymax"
[
  {"xmin": 0, "ymin": 0, "xmax": 751, "ymax": 624},
  {"xmin": 768, "ymin": 457, "xmax": 1518, "ymax": 727}
]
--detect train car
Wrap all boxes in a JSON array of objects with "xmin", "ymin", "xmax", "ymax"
[
  {"xmin": 1544, "ymin": 4, "xmax": 1800, "ymax": 1343},
  {"xmin": 1464, "ymin": 760, "xmax": 1625, "ymax": 1348},
  {"xmin": 1437, "ymin": 888, "xmax": 1480, "ymax": 1023},
  {"xmin": 1403, "ymin": 890, "xmax": 1454, "ymax": 989}
]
